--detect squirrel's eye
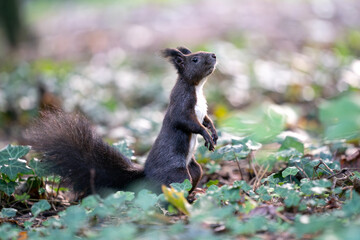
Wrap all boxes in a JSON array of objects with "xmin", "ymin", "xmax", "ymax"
[{"xmin": 192, "ymin": 57, "xmax": 198, "ymax": 63}]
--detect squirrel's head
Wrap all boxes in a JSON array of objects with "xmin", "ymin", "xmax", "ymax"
[{"xmin": 161, "ymin": 47, "xmax": 217, "ymax": 85}]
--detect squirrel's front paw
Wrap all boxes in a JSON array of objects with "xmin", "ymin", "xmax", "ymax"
[
  {"xmin": 204, "ymin": 135, "xmax": 215, "ymax": 151},
  {"xmin": 212, "ymin": 132, "xmax": 218, "ymax": 145}
]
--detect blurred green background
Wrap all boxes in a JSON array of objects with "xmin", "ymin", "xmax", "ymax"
[{"xmin": 0, "ymin": 0, "xmax": 359, "ymax": 154}]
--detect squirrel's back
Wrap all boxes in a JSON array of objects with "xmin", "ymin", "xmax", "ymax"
[{"xmin": 26, "ymin": 111, "xmax": 144, "ymax": 197}]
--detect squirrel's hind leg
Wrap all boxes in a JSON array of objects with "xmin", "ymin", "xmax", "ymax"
[
  {"xmin": 161, "ymin": 166, "xmax": 192, "ymax": 188},
  {"xmin": 188, "ymin": 157, "xmax": 203, "ymax": 193}
]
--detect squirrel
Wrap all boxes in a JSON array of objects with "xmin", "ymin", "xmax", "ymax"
[{"xmin": 26, "ymin": 46, "xmax": 218, "ymax": 197}]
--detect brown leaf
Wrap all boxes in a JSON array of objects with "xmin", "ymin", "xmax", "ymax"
[
  {"xmin": 18, "ymin": 231, "xmax": 28, "ymax": 240},
  {"xmin": 340, "ymin": 148, "xmax": 360, "ymax": 169}
]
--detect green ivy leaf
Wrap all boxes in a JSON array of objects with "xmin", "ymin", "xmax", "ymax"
[
  {"xmin": 220, "ymin": 105, "xmax": 286, "ymax": 143},
  {"xmin": 282, "ymin": 167, "xmax": 299, "ymax": 178},
  {"xmin": 170, "ymin": 179, "xmax": 192, "ymax": 193},
  {"xmin": 319, "ymin": 92, "xmax": 360, "ymax": 141},
  {"xmin": 222, "ymin": 188, "xmax": 241, "ymax": 202},
  {"xmin": 122, "ymin": 192, "xmax": 135, "ymax": 202},
  {"xmin": 23, "ymin": 221, "xmax": 33, "ymax": 230},
  {"xmin": 91, "ymin": 204, "xmax": 116, "ymax": 218},
  {"xmin": 314, "ymin": 179, "xmax": 332, "ymax": 188},
  {"xmin": 0, "ymin": 159, "xmax": 33, "ymax": 181},
  {"xmin": 112, "ymin": 140, "xmax": 134, "ymax": 159},
  {"xmin": 1, "ymin": 208, "xmax": 17, "ymax": 218},
  {"xmin": 218, "ymin": 144, "xmax": 245, "ymax": 155},
  {"xmin": 0, "ymin": 145, "xmax": 32, "ymax": 180},
  {"xmin": 342, "ymin": 191, "xmax": 360, "ymax": 216},
  {"xmin": 279, "ymin": 136, "xmax": 304, "ymax": 154},
  {"xmin": 294, "ymin": 215, "xmax": 332, "ymax": 238},
  {"xmin": 233, "ymin": 180, "xmax": 252, "ymax": 192},
  {"xmin": 205, "ymin": 162, "xmax": 221, "ymax": 174},
  {"xmin": 274, "ymin": 186, "xmax": 290, "ymax": 198},
  {"xmin": 0, "ymin": 223, "xmax": 19, "ymax": 240},
  {"xmin": 227, "ymin": 216, "xmax": 267, "ymax": 235},
  {"xmin": 256, "ymin": 185, "xmax": 271, "ymax": 201},
  {"xmin": 0, "ymin": 180, "xmax": 18, "ymax": 195},
  {"xmin": 218, "ymin": 144, "xmax": 250, "ymax": 161},
  {"xmin": 29, "ymin": 158, "xmax": 49, "ymax": 177},
  {"xmin": 333, "ymin": 187, "xmax": 343, "ymax": 194},
  {"xmin": 218, "ymin": 144, "xmax": 240, "ymax": 154},
  {"xmin": 310, "ymin": 186, "xmax": 327, "ymax": 194},
  {"xmin": 205, "ymin": 179, "xmax": 219, "ymax": 187},
  {"xmin": 232, "ymin": 144, "xmax": 246, "ymax": 153},
  {"xmin": 0, "ymin": 144, "xmax": 30, "ymax": 160},
  {"xmin": 274, "ymin": 149, "xmax": 302, "ymax": 162},
  {"xmin": 209, "ymin": 149, "xmax": 223, "ymax": 160},
  {"xmin": 207, "ymin": 184, "xmax": 219, "ymax": 193},
  {"xmin": 118, "ymin": 191, "xmax": 135, "ymax": 201},
  {"xmin": 256, "ymin": 185, "xmax": 268, "ymax": 195},
  {"xmin": 62, "ymin": 206, "xmax": 88, "ymax": 233},
  {"xmin": 300, "ymin": 179, "xmax": 313, "ymax": 195},
  {"xmin": 223, "ymin": 152, "xmax": 235, "ymax": 161},
  {"xmin": 104, "ymin": 191, "xmax": 128, "ymax": 208},
  {"xmin": 245, "ymin": 139, "xmax": 262, "ymax": 150},
  {"xmin": 285, "ymin": 192, "xmax": 301, "ymax": 207},
  {"xmin": 196, "ymin": 145, "xmax": 208, "ymax": 158},
  {"xmin": 192, "ymin": 202, "xmax": 233, "ymax": 224},
  {"xmin": 14, "ymin": 193, "xmax": 30, "ymax": 202},
  {"xmin": 81, "ymin": 195, "xmax": 100, "ymax": 209},
  {"xmin": 31, "ymin": 200, "xmax": 51, "ymax": 217},
  {"xmin": 262, "ymin": 173, "xmax": 282, "ymax": 186},
  {"xmin": 134, "ymin": 190, "xmax": 158, "ymax": 211}
]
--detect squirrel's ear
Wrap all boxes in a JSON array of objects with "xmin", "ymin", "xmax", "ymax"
[
  {"xmin": 177, "ymin": 46, "xmax": 192, "ymax": 55},
  {"xmin": 161, "ymin": 48, "xmax": 185, "ymax": 71}
]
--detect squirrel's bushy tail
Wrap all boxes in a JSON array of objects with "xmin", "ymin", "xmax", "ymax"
[{"xmin": 26, "ymin": 111, "xmax": 144, "ymax": 197}]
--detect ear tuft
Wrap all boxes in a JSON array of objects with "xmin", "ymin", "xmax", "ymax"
[
  {"xmin": 177, "ymin": 46, "xmax": 192, "ymax": 55},
  {"xmin": 161, "ymin": 48, "xmax": 182, "ymax": 58},
  {"xmin": 161, "ymin": 48, "xmax": 185, "ymax": 72}
]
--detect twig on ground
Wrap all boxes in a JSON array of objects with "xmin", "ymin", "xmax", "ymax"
[
  {"xmin": 254, "ymin": 165, "xmax": 270, "ymax": 191},
  {"xmin": 294, "ymin": 162, "xmax": 309, "ymax": 179},
  {"xmin": 253, "ymin": 164, "xmax": 264, "ymax": 191},
  {"xmin": 314, "ymin": 159, "xmax": 334, "ymax": 178},
  {"xmin": 275, "ymin": 211, "xmax": 293, "ymax": 224},
  {"xmin": 250, "ymin": 151, "xmax": 258, "ymax": 176},
  {"xmin": 248, "ymin": 151, "xmax": 258, "ymax": 185},
  {"xmin": 319, "ymin": 159, "xmax": 334, "ymax": 174},
  {"xmin": 327, "ymin": 169, "xmax": 349, "ymax": 179},
  {"xmin": 233, "ymin": 152, "xmax": 244, "ymax": 180}
]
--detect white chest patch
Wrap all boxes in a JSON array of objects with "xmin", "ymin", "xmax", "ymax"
[{"xmin": 186, "ymin": 79, "xmax": 208, "ymax": 165}]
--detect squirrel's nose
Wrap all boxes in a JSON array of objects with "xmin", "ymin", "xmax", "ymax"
[{"xmin": 211, "ymin": 54, "xmax": 216, "ymax": 59}]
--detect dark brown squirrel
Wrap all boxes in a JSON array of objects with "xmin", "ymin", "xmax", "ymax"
[{"xmin": 26, "ymin": 47, "xmax": 218, "ymax": 197}]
